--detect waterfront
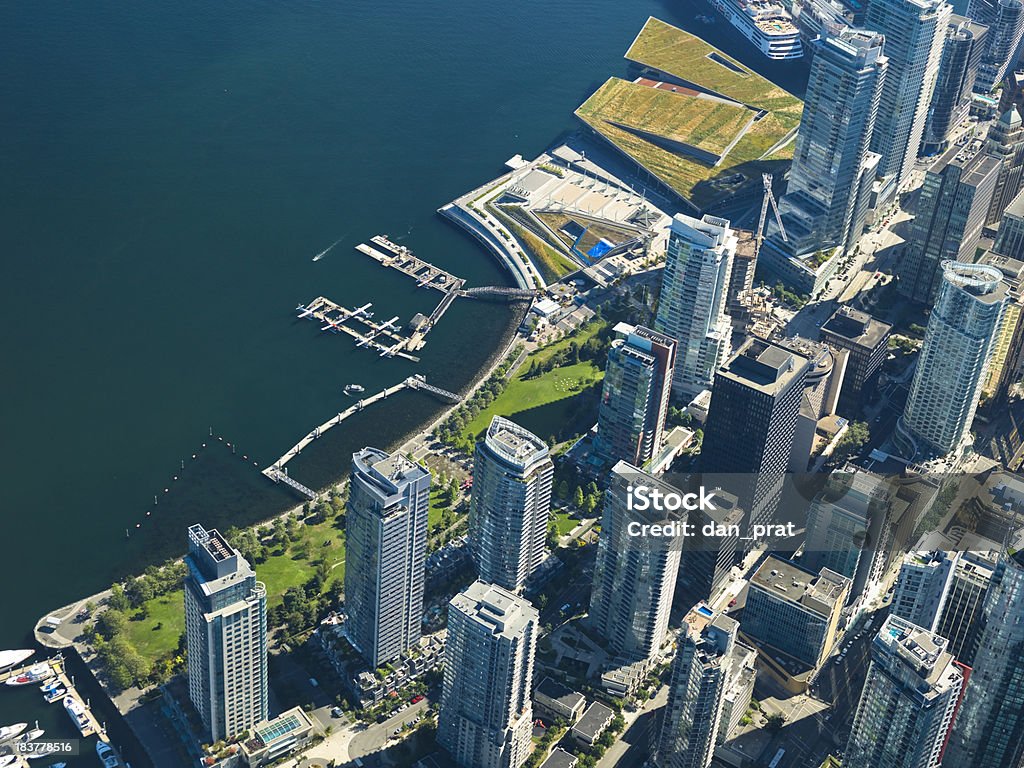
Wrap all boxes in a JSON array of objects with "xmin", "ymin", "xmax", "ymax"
[{"xmin": 0, "ymin": 1, "xmax": 808, "ymax": 762}]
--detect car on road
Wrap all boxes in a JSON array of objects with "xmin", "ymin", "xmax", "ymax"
[{"xmin": 331, "ymin": 706, "xmax": 344, "ymax": 718}]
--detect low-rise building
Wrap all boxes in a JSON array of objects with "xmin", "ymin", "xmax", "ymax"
[
  {"xmin": 240, "ymin": 707, "xmax": 316, "ymax": 768},
  {"xmin": 600, "ymin": 657, "xmax": 651, "ymax": 698},
  {"xmin": 533, "ymin": 677, "xmax": 586, "ymax": 725},
  {"xmin": 570, "ymin": 702, "xmax": 615, "ymax": 747},
  {"xmin": 539, "ymin": 748, "xmax": 579, "ymax": 768},
  {"xmin": 820, "ymin": 306, "xmax": 892, "ymax": 411}
]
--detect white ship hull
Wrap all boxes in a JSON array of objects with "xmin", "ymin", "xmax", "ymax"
[{"xmin": 711, "ymin": 0, "xmax": 804, "ymax": 59}]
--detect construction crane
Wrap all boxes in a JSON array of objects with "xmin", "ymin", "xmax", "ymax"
[{"xmin": 755, "ymin": 172, "xmax": 786, "ymax": 258}]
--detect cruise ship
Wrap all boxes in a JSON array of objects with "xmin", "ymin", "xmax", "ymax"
[{"xmin": 709, "ymin": 0, "xmax": 804, "ymax": 59}]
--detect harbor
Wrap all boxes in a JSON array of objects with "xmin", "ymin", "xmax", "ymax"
[{"xmin": 1, "ymin": 654, "xmax": 127, "ymax": 767}]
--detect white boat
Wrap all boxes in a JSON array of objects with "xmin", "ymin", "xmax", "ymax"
[
  {"xmin": 63, "ymin": 695, "xmax": 91, "ymax": 735},
  {"xmin": 344, "ymin": 384, "xmax": 366, "ymax": 395},
  {"xmin": 0, "ymin": 649, "xmax": 33, "ymax": 670},
  {"xmin": 709, "ymin": 0, "xmax": 803, "ymax": 59},
  {"xmin": 39, "ymin": 679, "xmax": 61, "ymax": 693},
  {"xmin": 17, "ymin": 728, "xmax": 44, "ymax": 743},
  {"xmin": 0, "ymin": 756, "xmax": 18, "ymax": 767},
  {"xmin": 43, "ymin": 686, "xmax": 67, "ymax": 703},
  {"xmin": 5, "ymin": 664, "xmax": 52, "ymax": 686},
  {"xmin": 96, "ymin": 740, "xmax": 124, "ymax": 767},
  {"xmin": 0, "ymin": 722, "xmax": 27, "ymax": 741}
]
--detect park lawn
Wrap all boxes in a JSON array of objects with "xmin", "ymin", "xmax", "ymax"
[
  {"xmin": 255, "ymin": 523, "xmax": 346, "ymax": 607},
  {"xmin": 128, "ymin": 517, "xmax": 347, "ymax": 663},
  {"xmin": 126, "ymin": 591, "xmax": 185, "ymax": 661},
  {"xmin": 429, "ymin": 487, "xmax": 454, "ymax": 528},
  {"xmin": 463, "ymin": 360, "xmax": 604, "ymax": 442},
  {"xmin": 552, "ymin": 512, "xmax": 578, "ymax": 537}
]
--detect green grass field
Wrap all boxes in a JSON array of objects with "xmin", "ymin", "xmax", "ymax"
[
  {"xmin": 125, "ymin": 591, "xmax": 185, "ymax": 661},
  {"xmin": 463, "ymin": 343, "xmax": 605, "ymax": 444},
  {"xmin": 126, "ymin": 516, "xmax": 347, "ymax": 663},
  {"xmin": 552, "ymin": 512, "xmax": 579, "ymax": 537}
]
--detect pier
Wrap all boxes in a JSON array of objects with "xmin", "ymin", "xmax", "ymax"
[
  {"xmin": 262, "ymin": 376, "xmax": 461, "ymax": 493},
  {"xmin": 353, "ymin": 236, "xmax": 468, "ymax": 347},
  {"xmin": 297, "ymin": 296, "xmax": 421, "ymax": 361},
  {"xmin": 359, "ymin": 235, "xmax": 466, "ymax": 293}
]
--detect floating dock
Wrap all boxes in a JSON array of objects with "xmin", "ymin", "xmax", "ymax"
[
  {"xmin": 297, "ymin": 296, "xmax": 421, "ymax": 361},
  {"xmin": 360, "ymin": 235, "xmax": 465, "ymax": 293},
  {"xmin": 262, "ymin": 375, "xmax": 461, "ymax": 497}
]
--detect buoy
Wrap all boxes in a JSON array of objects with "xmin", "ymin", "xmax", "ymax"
[{"xmin": 136, "ymin": 523, "xmax": 141, "ymax": 528}]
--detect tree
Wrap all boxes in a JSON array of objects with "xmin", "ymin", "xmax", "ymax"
[
  {"xmin": 97, "ymin": 609, "xmax": 128, "ymax": 639},
  {"xmin": 573, "ymin": 486, "xmax": 585, "ymax": 508},
  {"xmin": 557, "ymin": 480, "xmax": 570, "ymax": 501},
  {"xmin": 108, "ymin": 583, "xmax": 129, "ymax": 612},
  {"xmin": 766, "ymin": 712, "xmax": 786, "ymax": 732},
  {"xmin": 830, "ymin": 421, "xmax": 870, "ymax": 466}
]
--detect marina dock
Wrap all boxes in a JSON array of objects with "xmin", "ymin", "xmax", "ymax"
[
  {"xmin": 297, "ymin": 295, "xmax": 421, "ymax": 361},
  {"xmin": 0, "ymin": 655, "xmax": 127, "ymax": 765},
  {"xmin": 360, "ymin": 235, "xmax": 466, "ymax": 293},
  {"xmin": 262, "ymin": 375, "xmax": 461, "ymax": 496}
]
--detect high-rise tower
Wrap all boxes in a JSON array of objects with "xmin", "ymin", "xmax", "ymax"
[
  {"xmin": 438, "ymin": 581, "xmax": 538, "ymax": 768},
  {"xmin": 844, "ymin": 616, "xmax": 964, "ymax": 768},
  {"xmin": 653, "ymin": 214, "xmax": 733, "ymax": 402},
  {"xmin": 469, "ymin": 416, "xmax": 553, "ymax": 592},
  {"xmin": 865, "ymin": 0, "xmax": 951, "ymax": 195},
  {"xmin": 184, "ymin": 524, "xmax": 268, "ymax": 742},
  {"xmin": 896, "ymin": 261, "xmax": 1008, "ymax": 458},
  {"xmin": 594, "ymin": 323, "xmax": 676, "ymax": 468},
  {"xmin": 344, "ymin": 447, "xmax": 430, "ymax": 667}
]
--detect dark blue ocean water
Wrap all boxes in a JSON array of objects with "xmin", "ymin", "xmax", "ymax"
[{"xmin": 0, "ymin": 1, "xmax": 807, "ymax": 762}]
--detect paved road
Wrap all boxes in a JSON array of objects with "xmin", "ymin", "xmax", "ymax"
[
  {"xmin": 348, "ymin": 697, "xmax": 432, "ymax": 759},
  {"xmin": 598, "ymin": 685, "xmax": 669, "ymax": 767}
]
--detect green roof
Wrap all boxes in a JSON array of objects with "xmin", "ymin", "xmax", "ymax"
[
  {"xmin": 625, "ymin": 17, "xmax": 802, "ymax": 113},
  {"xmin": 575, "ymin": 17, "xmax": 802, "ymax": 207},
  {"xmin": 576, "ymin": 78, "xmax": 754, "ymax": 157}
]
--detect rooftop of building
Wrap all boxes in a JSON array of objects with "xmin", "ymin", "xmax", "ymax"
[
  {"xmin": 484, "ymin": 416, "xmax": 549, "ymax": 467},
  {"xmin": 1005, "ymin": 186, "xmax": 1024, "ymax": 220},
  {"xmin": 572, "ymin": 701, "xmax": 615, "ymax": 741},
  {"xmin": 721, "ymin": 337, "xmax": 810, "ymax": 394},
  {"xmin": 186, "ymin": 523, "xmax": 255, "ymax": 593},
  {"xmin": 354, "ymin": 446, "xmax": 430, "ymax": 497},
  {"xmin": 750, "ymin": 556, "xmax": 849, "ymax": 616},
  {"xmin": 534, "ymin": 677, "xmax": 586, "ymax": 714},
  {"xmin": 540, "ymin": 748, "xmax": 579, "ymax": 768},
  {"xmin": 942, "ymin": 260, "xmax": 1010, "ymax": 302},
  {"xmin": 243, "ymin": 707, "xmax": 314, "ymax": 756},
  {"xmin": 821, "ymin": 306, "xmax": 892, "ymax": 348},
  {"xmin": 929, "ymin": 138, "xmax": 1002, "ymax": 184},
  {"xmin": 877, "ymin": 616, "xmax": 961, "ymax": 692},
  {"xmin": 451, "ymin": 580, "xmax": 537, "ymax": 638}
]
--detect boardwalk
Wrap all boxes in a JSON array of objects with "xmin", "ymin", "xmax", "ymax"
[
  {"xmin": 263, "ymin": 378, "xmax": 413, "ymax": 478},
  {"xmin": 262, "ymin": 376, "xmax": 462, "ymax": 497}
]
